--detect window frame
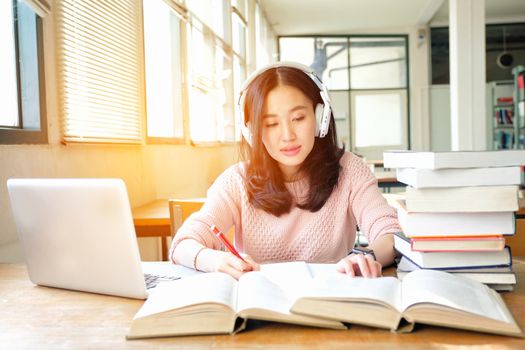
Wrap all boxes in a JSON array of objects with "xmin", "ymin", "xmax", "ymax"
[
  {"xmin": 0, "ymin": 0, "xmax": 47, "ymax": 145},
  {"xmin": 278, "ymin": 34, "xmax": 411, "ymax": 153}
]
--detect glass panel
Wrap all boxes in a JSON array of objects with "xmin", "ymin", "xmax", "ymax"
[
  {"xmin": 190, "ymin": 24, "xmax": 216, "ymax": 142},
  {"xmin": 279, "ymin": 37, "xmax": 315, "ymax": 66},
  {"xmin": 430, "ymin": 27, "xmax": 449, "ymax": 85},
  {"xmin": 215, "ymin": 45, "xmax": 234, "ymax": 141},
  {"xmin": 189, "ymin": 23, "xmax": 234, "ymax": 143},
  {"xmin": 143, "ymin": 0, "xmax": 184, "ymax": 138},
  {"xmin": 349, "ymin": 37, "xmax": 407, "ymax": 89},
  {"xmin": 329, "ymin": 91, "xmax": 350, "ymax": 148},
  {"xmin": 232, "ymin": 12, "xmax": 246, "ymax": 57},
  {"xmin": 354, "ymin": 92, "xmax": 404, "ymax": 147},
  {"xmin": 190, "ymin": 87, "xmax": 216, "ymax": 142},
  {"xmin": 186, "ymin": 0, "xmax": 225, "ymax": 39},
  {"xmin": 233, "ymin": 54, "xmax": 246, "ymax": 141},
  {"xmin": 431, "ymin": 23, "xmax": 525, "ymax": 84},
  {"xmin": 279, "ymin": 37, "xmax": 349, "ymax": 90},
  {"xmin": 255, "ymin": 4, "xmax": 273, "ymax": 69},
  {"xmin": 315, "ymin": 37, "xmax": 349, "ymax": 90},
  {"xmin": 0, "ymin": 0, "xmax": 19, "ymax": 127}
]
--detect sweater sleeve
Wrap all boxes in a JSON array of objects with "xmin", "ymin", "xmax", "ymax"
[
  {"xmin": 347, "ymin": 155, "xmax": 401, "ymax": 244},
  {"xmin": 169, "ymin": 164, "xmax": 243, "ymax": 269}
]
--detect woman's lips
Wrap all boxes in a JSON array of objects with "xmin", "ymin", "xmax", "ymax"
[{"xmin": 280, "ymin": 145, "xmax": 301, "ymax": 156}]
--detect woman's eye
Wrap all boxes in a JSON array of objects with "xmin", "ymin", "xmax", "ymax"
[
  {"xmin": 293, "ymin": 115, "xmax": 305, "ymax": 122},
  {"xmin": 265, "ymin": 122, "xmax": 278, "ymax": 128}
]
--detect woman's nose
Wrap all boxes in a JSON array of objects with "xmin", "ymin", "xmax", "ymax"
[{"xmin": 280, "ymin": 120, "xmax": 296, "ymax": 141}]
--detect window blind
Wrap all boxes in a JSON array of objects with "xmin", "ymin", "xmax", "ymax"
[{"xmin": 56, "ymin": 0, "xmax": 145, "ymax": 144}]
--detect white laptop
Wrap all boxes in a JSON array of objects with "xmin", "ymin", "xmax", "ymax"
[{"xmin": 7, "ymin": 178, "xmax": 196, "ymax": 299}]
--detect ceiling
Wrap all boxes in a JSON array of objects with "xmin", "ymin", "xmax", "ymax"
[{"xmin": 259, "ymin": 0, "xmax": 525, "ymax": 36}]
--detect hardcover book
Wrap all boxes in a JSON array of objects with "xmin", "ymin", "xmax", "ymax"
[
  {"xmin": 404, "ymin": 185, "xmax": 519, "ymax": 213},
  {"xmin": 127, "ymin": 267, "xmax": 346, "ymax": 339},
  {"xmin": 396, "ymin": 166, "xmax": 522, "ymax": 188},
  {"xmin": 394, "ymin": 233, "xmax": 512, "ymax": 269},
  {"xmin": 383, "ymin": 150, "xmax": 525, "ymax": 169},
  {"xmin": 395, "ymin": 199, "xmax": 516, "ymax": 236},
  {"xmin": 396, "ymin": 257, "xmax": 516, "ymax": 286},
  {"xmin": 291, "ymin": 267, "xmax": 522, "ymax": 337},
  {"xmin": 408, "ymin": 235, "xmax": 506, "ymax": 252}
]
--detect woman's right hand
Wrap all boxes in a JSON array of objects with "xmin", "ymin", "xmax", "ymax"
[{"xmin": 215, "ymin": 253, "xmax": 259, "ymax": 280}]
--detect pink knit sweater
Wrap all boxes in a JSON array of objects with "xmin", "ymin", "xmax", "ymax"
[{"xmin": 170, "ymin": 152, "xmax": 400, "ymax": 269}]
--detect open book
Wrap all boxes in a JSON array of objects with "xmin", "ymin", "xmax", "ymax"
[
  {"xmin": 292, "ymin": 266, "xmax": 523, "ymax": 337},
  {"xmin": 127, "ymin": 263, "xmax": 346, "ymax": 339},
  {"xmin": 128, "ymin": 262, "xmax": 523, "ymax": 339}
]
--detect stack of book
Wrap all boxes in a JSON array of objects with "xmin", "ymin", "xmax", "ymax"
[{"xmin": 383, "ymin": 150, "xmax": 525, "ymax": 291}]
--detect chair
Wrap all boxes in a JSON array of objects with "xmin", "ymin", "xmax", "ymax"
[
  {"xmin": 168, "ymin": 198, "xmax": 206, "ymax": 238},
  {"xmin": 168, "ymin": 198, "xmax": 235, "ymax": 253}
]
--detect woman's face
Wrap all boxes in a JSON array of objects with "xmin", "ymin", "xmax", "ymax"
[{"xmin": 261, "ymin": 84, "xmax": 317, "ymax": 181}]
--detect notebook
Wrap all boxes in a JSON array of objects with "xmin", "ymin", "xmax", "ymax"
[{"xmin": 6, "ymin": 178, "xmax": 192, "ymax": 299}]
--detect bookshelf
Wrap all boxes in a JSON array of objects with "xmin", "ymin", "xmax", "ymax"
[
  {"xmin": 513, "ymin": 65, "xmax": 525, "ymax": 149},
  {"xmin": 488, "ymin": 81, "xmax": 515, "ymax": 150}
]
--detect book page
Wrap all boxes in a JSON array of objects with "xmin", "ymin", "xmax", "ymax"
[
  {"xmin": 134, "ymin": 272, "xmax": 237, "ymax": 319},
  {"xmin": 401, "ymin": 269, "xmax": 512, "ymax": 323},
  {"xmin": 236, "ymin": 271, "xmax": 297, "ymax": 314},
  {"xmin": 307, "ymin": 263, "xmax": 338, "ymax": 278},
  {"xmin": 302, "ymin": 272, "xmax": 402, "ymax": 311},
  {"xmin": 258, "ymin": 261, "xmax": 312, "ymax": 298}
]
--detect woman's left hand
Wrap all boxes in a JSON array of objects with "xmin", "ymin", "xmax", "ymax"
[{"xmin": 335, "ymin": 254, "xmax": 382, "ymax": 278}]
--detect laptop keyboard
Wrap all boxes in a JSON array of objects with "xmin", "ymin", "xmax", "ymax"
[{"xmin": 144, "ymin": 273, "xmax": 181, "ymax": 289}]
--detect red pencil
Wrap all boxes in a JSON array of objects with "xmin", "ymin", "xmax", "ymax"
[{"xmin": 210, "ymin": 225, "xmax": 248, "ymax": 263}]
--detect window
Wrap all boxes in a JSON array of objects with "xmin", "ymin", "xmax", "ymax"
[
  {"xmin": 143, "ymin": 0, "xmax": 186, "ymax": 141},
  {"xmin": 349, "ymin": 37, "xmax": 407, "ymax": 89},
  {"xmin": 431, "ymin": 23, "xmax": 525, "ymax": 84},
  {"xmin": 142, "ymin": 0, "xmax": 275, "ymax": 144},
  {"xmin": 255, "ymin": 2, "xmax": 275, "ymax": 69},
  {"xmin": 279, "ymin": 35, "xmax": 409, "ymax": 159},
  {"xmin": 188, "ymin": 18, "xmax": 235, "ymax": 143},
  {"xmin": 0, "ymin": 0, "xmax": 47, "ymax": 144},
  {"xmin": 56, "ymin": 0, "xmax": 144, "ymax": 144},
  {"xmin": 232, "ymin": 0, "xmax": 247, "ymax": 141},
  {"xmin": 186, "ymin": 0, "xmax": 244, "ymax": 143}
]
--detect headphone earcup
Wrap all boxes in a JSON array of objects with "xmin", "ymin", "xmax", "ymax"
[
  {"xmin": 315, "ymin": 104, "xmax": 324, "ymax": 137},
  {"xmin": 319, "ymin": 103, "xmax": 331, "ymax": 138}
]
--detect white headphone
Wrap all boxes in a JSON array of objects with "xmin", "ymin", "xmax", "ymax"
[{"xmin": 237, "ymin": 61, "xmax": 332, "ymax": 146}]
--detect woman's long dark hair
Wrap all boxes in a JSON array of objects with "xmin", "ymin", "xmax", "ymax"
[{"xmin": 240, "ymin": 66, "xmax": 344, "ymax": 217}]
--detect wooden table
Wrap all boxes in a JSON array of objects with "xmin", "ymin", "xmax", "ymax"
[
  {"xmin": 375, "ymin": 171, "xmax": 405, "ymax": 192},
  {"xmin": 132, "ymin": 199, "xmax": 171, "ymax": 261},
  {"xmin": 2, "ymin": 261, "xmax": 525, "ymax": 349}
]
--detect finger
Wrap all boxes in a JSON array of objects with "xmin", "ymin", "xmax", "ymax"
[
  {"xmin": 243, "ymin": 255, "xmax": 260, "ymax": 271},
  {"xmin": 227, "ymin": 254, "xmax": 253, "ymax": 272},
  {"xmin": 335, "ymin": 259, "xmax": 346, "ymax": 273},
  {"xmin": 222, "ymin": 265, "xmax": 244, "ymax": 280},
  {"xmin": 336, "ymin": 258, "xmax": 357, "ymax": 277},
  {"xmin": 217, "ymin": 260, "xmax": 242, "ymax": 279},
  {"xmin": 346, "ymin": 260, "xmax": 356, "ymax": 277},
  {"xmin": 354, "ymin": 254, "xmax": 371, "ymax": 277},
  {"xmin": 361, "ymin": 255, "xmax": 379, "ymax": 277},
  {"xmin": 370, "ymin": 259, "xmax": 382, "ymax": 277}
]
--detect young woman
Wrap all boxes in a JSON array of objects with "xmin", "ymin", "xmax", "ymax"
[{"xmin": 170, "ymin": 62, "xmax": 401, "ymax": 279}]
